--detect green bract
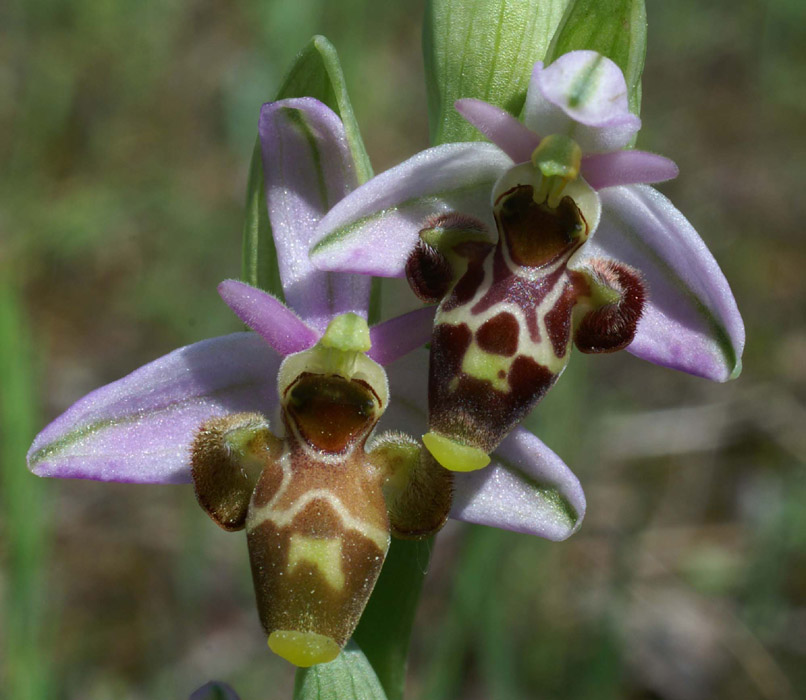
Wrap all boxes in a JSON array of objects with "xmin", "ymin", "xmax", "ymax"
[
  {"xmin": 294, "ymin": 642, "xmax": 389, "ymax": 700},
  {"xmin": 546, "ymin": 0, "xmax": 647, "ymax": 117},
  {"xmin": 423, "ymin": 0, "xmax": 571, "ymax": 145},
  {"xmin": 242, "ymin": 36, "xmax": 373, "ymax": 296}
]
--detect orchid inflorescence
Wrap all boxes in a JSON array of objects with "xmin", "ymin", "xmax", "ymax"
[{"xmin": 27, "ymin": 48, "xmax": 743, "ymax": 672}]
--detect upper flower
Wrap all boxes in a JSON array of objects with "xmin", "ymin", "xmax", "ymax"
[{"xmin": 309, "ymin": 50, "xmax": 745, "ymax": 384}]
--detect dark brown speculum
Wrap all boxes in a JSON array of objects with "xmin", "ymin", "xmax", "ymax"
[
  {"xmin": 285, "ymin": 373, "xmax": 378, "ymax": 453},
  {"xmin": 497, "ymin": 186, "xmax": 586, "ymax": 268}
]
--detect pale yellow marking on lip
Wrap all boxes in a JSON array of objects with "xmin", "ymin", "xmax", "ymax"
[
  {"xmin": 250, "ymin": 489, "xmax": 389, "ymax": 551},
  {"xmin": 436, "ymin": 245, "xmax": 573, "ymax": 374},
  {"xmin": 287, "ymin": 535, "xmax": 345, "ymax": 591},
  {"xmin": 461, "ymin": 343, "xmax": 513, "ymax": 392}
]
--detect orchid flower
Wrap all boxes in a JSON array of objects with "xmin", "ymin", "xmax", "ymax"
[
  {"xmin": 26, "ymin": 97, "xmax": 585, "ymax": 667},
  {"xmin": 310, "ymin": 50, "xmax": 745, "ymax": 471}
]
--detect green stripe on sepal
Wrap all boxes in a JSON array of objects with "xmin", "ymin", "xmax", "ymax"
[
  {"xmin": 424, "ymin": 0, "xmax": 571, "ymax": 145},
  {"xmin": 293, "ymin": 640, "xmax": 389, "ymax": 700},
  {"xmin": 241, "ymin": 35, "xmax": 374, "ymax": 292},
  {"xmin": 602, "ymin": 191, "xmax": 742, "ymax": 381},
  {"xmin": 495, "ymin": 459, "xmax": 580, "ymax": 533},
  {"xmin": 545, "ymin": 0, "xmax": 647, "ymax": 118}
]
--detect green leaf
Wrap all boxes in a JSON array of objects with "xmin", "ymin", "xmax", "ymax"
[
  {"xmin": 241, "ymin": 35, "xmax": 373, "ymax": 292},
  {"xmin": 294, "ymin": 641, "xmax": 389, "ymax": 700},
  {"xmin": 241, "ymin": 137, "xmax": 282, "ymax": 296},
  {"xmin": 545, "ymin": 0, "xmax": 647, "ymax": 117},
  {"xmin": 353, "ymin": 538, "xmax": 434, "ymax": 700},
  {"xmin": 423, "ymin": 0, "xmax": 571, "ymax": 145},
  {"xmin": 277, "ymin": 36, "xmax": 373, "ymax": 184}
]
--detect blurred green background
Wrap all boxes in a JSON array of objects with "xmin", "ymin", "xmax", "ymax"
[{"xmin": 1, "ymin": 0, "xmax": 805, "ymax": 698}]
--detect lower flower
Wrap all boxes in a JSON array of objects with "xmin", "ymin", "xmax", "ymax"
[
  {"xmin": 26, "ymin": 94, "xmax": 589, "ymax": 668},
  {"xmin": 188, "ymin": 314, "xmax": 451, "ymax": 666}
]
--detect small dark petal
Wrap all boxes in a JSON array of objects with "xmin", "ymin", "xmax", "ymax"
[
  {"xmin": 405, "ymin": 239, "xmax": 453, "ymax": 303},
  {"xmin": 422, "ymin": 212, "xmax": 488, "ymax": 234},
  {"xmin": 390, "ymin": 448, "xmax": 453, "ymax": 539},
  {"xmin": 191, "ymin": 413, "xmax": 276, "ymax": 532},
  {"xmin": 370, "ymin": 432, "xmax": 453, "ymax": 539},
  {"xmin": 575, "ymin": 259, "xmax": 646, "ymax": 354}
]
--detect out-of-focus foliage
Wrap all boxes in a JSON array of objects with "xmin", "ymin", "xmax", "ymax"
[
  {"xmin": 0, "ymin": 280, "xmax": 51, "ymax": 700},
  {"xmin": 1, "ymin": 0, "xmax": 804, "ymax": 698}
]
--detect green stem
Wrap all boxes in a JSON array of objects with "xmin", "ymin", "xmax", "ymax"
[{"xmin": 353, "ymin": 538, "xmax": 434, "ymax": 700}]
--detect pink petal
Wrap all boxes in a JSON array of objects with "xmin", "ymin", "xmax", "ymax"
[
  {"xmin": 581, "ymin": 151, "xmax": 679, "ymax": 190},
  {"xmin": 218, "ymin": 279, "xmax": 319, "ymax": 356},
  {"xmin": 524, "ymin": 51, "xmax": 641, "ymax": 153},
  {"xmin": 310, "ymin": 143, "xmax": 511, "ymax": 278},
  {"xmin": 27, "ymin": 334, "xmax": 280, "ymax": 484},
  {"xmin": 585, "ymin": 184, "xmax": 745, "ymax": 381},
  {"xmin": 451, "ymin": 427, "xmax": 586, "ymax": 541},
  {"xmin": 380, "ymin": 350, "xmax": 583, "ymax": 540},
  {"xmin": 368, "ymin": 306, "xmax": 436, "ymax": 366},
  {"xmin": 260, "ymin": 98, "xmax": 370, "ymax": 331},
  {"xmin": 454, "ymin": 98, "xmax": 540, "ymax": 163}
]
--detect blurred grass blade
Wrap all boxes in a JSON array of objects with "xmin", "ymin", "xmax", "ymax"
[
  {"xmin": 545, "ymin": 0, "xmax": 647, "ymax": 116},
  {"xmin": 0, "ymin": 279, "xmax": 51, "ymax": 700},
  {"xmin": 423, "ymin": 528, "xmax": 514, "ymax": 700},
  {"xmin": 242, "ymin": 35, "xmax": 374, "ymax": 293},
  {"xmin": 294, "ymin": 641, "xmax": 389, "ymax": 700},
  {"xmin": 353, "ymin": 538, "xmax": 433, "ymax": 700},
  {"xmin": 423, "ymin": 0, "xmax": 570, "ymax": 145}
]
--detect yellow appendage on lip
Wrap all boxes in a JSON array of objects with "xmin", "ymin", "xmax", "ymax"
[
  {"xmin": 422, "ymin": 432, "xmax": 490, "ymax": 472},
  {"xmin": 268, "ymin": 630, "xmax": 341, "ymax": 667}
]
